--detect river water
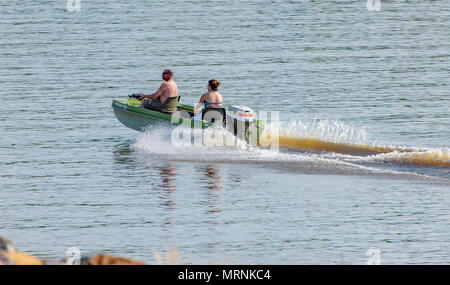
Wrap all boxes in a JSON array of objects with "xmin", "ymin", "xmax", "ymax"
[{"xmin": 1, "ymin": 0, "xmax": 449, "ymax": 264}]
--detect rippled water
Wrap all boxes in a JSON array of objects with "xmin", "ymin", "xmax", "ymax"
[{"xmin": 1, "ymin": 0, "xmax": 449, "ymax": 264}]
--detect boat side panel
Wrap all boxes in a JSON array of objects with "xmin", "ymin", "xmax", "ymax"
[
  {"xmin": 112, "ymin": 98, "xmax": 215, "ymax": 130},
  {"xmin": 113, "ymin": 106, "xmax": 170, "ymax": 131}
]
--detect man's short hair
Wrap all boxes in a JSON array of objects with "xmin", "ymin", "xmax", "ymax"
[{"xmin": 163, "ymin": 69, "xmax": 174, "ymax": 76}]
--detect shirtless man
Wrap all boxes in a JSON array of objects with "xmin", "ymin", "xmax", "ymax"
[{"xmin": 141, "ymin": 69, "xmax": 178, "ymax": 110}]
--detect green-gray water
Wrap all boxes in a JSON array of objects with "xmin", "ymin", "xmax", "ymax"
[{"xmin": 1, "ymin": 0, "xmax": 449, "ymax": 264}]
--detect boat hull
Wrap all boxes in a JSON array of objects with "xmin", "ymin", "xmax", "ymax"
[{"xmin": 113, "ymin": 105, "xmax": 170, "ymax": 131}]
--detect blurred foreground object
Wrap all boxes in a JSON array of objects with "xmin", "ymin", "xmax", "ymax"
[
  {"xmin": 0, "ymin": 237, "xmax": 147, "ymax": 265},
  {"xmin": 0, "ymin": 237, "xmax": 42, "ymax": 265},
  {"xmin": 85, "ymin": 254, "xmax": 146, "ymax": 265}
]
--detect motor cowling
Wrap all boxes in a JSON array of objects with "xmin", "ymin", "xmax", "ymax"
[{"xmin": 226, "ymin": 106, "xmax": 255, "ymax": 142}]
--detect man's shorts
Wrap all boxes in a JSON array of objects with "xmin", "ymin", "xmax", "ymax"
[{"xmin": 142, "ymin": 98, "xmax": 163, "ymax": 110}]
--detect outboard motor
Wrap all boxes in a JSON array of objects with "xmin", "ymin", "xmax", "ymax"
[{"xmin": 226, "ymin": 106, "xmax": 255, "ymax": 142}]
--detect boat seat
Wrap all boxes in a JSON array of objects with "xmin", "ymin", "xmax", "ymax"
[
  {"xmin": 144, "ymin": 96, "xmax": 179, "ymax": 114},
  {"xmin": 202, "ymin": 107, "xmax": 226, "ymax": 124}
]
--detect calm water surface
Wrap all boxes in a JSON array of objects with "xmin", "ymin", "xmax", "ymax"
[{"xmin": 0, "ymin": 0, "xmax": 449, "ymax": 264}]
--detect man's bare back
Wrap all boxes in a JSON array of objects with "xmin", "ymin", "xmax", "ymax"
[
  {"xmin": 158, "ymin": 79, "xmax": 178, "ymax": 103},
  {"xmin": 141, "ymin": 69, "xmax": 178, "ymax": 104}
]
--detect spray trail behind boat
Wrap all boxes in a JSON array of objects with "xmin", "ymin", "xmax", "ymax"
[{"xmin": 259, "ymin": 119, "xmax": 450, "ymax": 168}]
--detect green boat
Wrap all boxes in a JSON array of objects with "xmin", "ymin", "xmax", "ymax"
[{"xmin": 112, "ymin": 97, "xmax": 264, "ymax": 144}]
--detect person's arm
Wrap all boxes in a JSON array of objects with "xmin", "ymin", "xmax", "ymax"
[
  {"xmin": 194, "ymin": 94, "xmax": 205, "ymax": 114},
  {"xmin": 141, "ymin": 83, "xmax": 166, "ymax": 100},
  {"xmin": 216, "ymin": 93, "xmax": 223, "ymax": 104}
]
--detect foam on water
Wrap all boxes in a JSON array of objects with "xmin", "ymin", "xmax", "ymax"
[
  {"xmin": 131, "ymin": 122, "xmax": 449, "ymax": 181},
  {"xmin": 132, "ymin": 124, "xmax": 297, "ymax": 163},
  {"xmin": 370, "ymin": 148, "xmax": 450, "ymax": 168}
]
